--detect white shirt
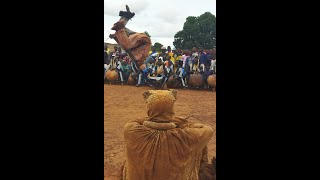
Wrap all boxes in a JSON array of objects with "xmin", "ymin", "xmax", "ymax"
[{"xmin": 116, "ymin": 61, "xmax": 123, "ymax": 70}]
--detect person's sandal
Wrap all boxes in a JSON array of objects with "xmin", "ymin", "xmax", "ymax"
[{"xmin": 119, "ymin": 11, "xmax": 135, "ymax": 20}]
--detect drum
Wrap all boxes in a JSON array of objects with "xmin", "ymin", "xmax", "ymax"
[
  {"xmin": 128, "ymin": 75, "xmax": 136, "ymax": 85},
  {"xmin": 207, "ymin": 75, "xmax": 216, "ymax": 88},
  {"xmin": 167, "ymin": 75, "xmax": 180, "ymax": 88},
  {"xmin": 188, "ymin": 74, "xmax": 204, "ymax": 87},
  {"xmin": 105, "ymin": 69, "xmax": 119, "ymax": 81}
]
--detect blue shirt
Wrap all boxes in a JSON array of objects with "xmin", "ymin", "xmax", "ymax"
[{"xmin": 200, "ymin": 52, "xmax": 209, "ymax": 65}]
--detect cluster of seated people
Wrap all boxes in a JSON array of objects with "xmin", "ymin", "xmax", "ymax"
[{"xmin": 105, "ymin": 46, "xmax": 216, "ymax": 89}]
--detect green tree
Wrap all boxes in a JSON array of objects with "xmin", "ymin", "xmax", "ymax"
[
  {"xmin": 173, "ymin": 12, "xmax": 216, "ymax": 50},
  {"xmin": 153, "ymin": 42, "xmax": 163, "ymax": 52}
]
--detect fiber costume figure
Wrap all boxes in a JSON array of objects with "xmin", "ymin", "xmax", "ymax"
[{"xmin": 109, "ymin": 5, "xmax": 152, "ymax": 71}]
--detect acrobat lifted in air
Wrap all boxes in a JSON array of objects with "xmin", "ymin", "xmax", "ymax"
[{"xmin": 109, "ymin": 5, "xmax": 151, "ymax": 70}]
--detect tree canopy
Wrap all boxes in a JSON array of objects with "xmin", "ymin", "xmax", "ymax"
[
  {"xmin": 173, "ymin": 12, "xmax": 216, "ymax": 50},
  {"xmin": 153, "ymin": 42, "xmax": 163, "ymax": 52}
]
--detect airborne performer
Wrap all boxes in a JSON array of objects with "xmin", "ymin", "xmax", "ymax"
[{"xmin": 109, "ymin": 5, "xmax": 151, "ymax": 73}]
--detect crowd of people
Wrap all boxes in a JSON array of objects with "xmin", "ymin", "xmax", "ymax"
[{"xmin": 104, "ymin": 45, "xmax": 216, "ymax": 89}]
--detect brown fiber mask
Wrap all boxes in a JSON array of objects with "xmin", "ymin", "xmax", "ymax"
[{"xmin": 143, "ymin": 89, "xmax": 177, "ymax": 123}]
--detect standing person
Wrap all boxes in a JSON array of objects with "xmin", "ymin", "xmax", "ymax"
[
  {"xmin": 172, "ymin": 49, "xmax": 177, "ymax": 58},
  {"xmin": 210, "ymin": 58, "xmax": 216, "ymax": 75},
  {"xmin": 199, "ymin": 49, "xmax": 208, "ymax": 66},
  {"xmin": 106, "ymin": 46, "xmax": 110, "ymax": 54},
  {"xmin": 147, "ymin": 60, "xmax": 156, "ymax": 77},
  {"xmin": 161, "ymin": 59, "xmax": 173, "ymax": 88},
  {"xmin": 164, "ymin": 56, "xmax": 174, "ymax": 72},
  {"xmin": 122, "ymin": 60, "xmax": 130, "ymax": 83},
  {"xmin": 192, "ymin": 47, "xmax": 199, "ymax": 59},
  {"xmin": 191, "ymin": 55, "xmax": 200, "ymax": 73},
  {"xmin": 171, "ymin": 49, "xmax": 180, "ymax": 65},
  {"xmin": 182, "ymin": 51, "xmax": 192, "ymax": 87},
  {"xmin": 115, "ymin": 58, "xmax": 124, "ymax": 85},
  {"xmin": 185, "ymin": 51, "xmax": 193, "ymax": 69},
  {"xmin": 110, "ymin": 47, "xmax": 118, "ymax": 59},
  {"xmin": 183, "ymin": 61, "xmax": 191, "ymax": 87},
  {"xmin": 159, "ymin": 46, "xmax": 168, "ymax": 61},
  {"xmin": 207, "ymin": 50, "xmax": 213, "ymax": 62},
  {"xmin": 177, "ymin": 49, "xmax": 183, "ymax": 59},
  {"xmin": 205, "ymin": 50, "xmax": 212, "ymax": 71},
  {"xmin": 145, "ymin": 47, "xmax": 158, "ymax": 65},
  {"xmin": 155, "ymin": 57, "xmax": 164, "ymax": 77},
  {"xmin": 199, "ymin": 49, "xmax": 208, "ymax": 72},
  {"xmin": 141, "ymin": 66, "xmax": 150, "ymax": 85},
  {"xmin": 122, "ymin": 54, "xmax": 128, "ymax": 65},
  {"xmin": 108, "ymin": 47, "xmax": 113, "ymax": 60},
  {"xmin": 110, "ymin": 54, "xmax": 117, "ymax": 69},
  {"xmin": 199, "ymin": 61, "xmax": 209, "ymax": 89},
  {"xmin": 127, "ymin": 56, "xmax": 132, "ymax": 67},
  {"xmin": 130, "ymin": 60, "xmax": 144, "ymax": 87},
  {"xmin": 145, "ymin": 62, "xmax": 157, "ymax": 88},
  {"xmin": 181, "ymin": 51, "xmax": 188, "ymax": 68},
  {"xmin": 187, "ymin": 51, "xmax": 193, "ymax": 64},
  {"xmin": 175, "ymin": 60, "xmax": 187, "ymax": 89},
  {"xmin": 167, "ymin": 46, "xmax": 174, "ymax": 63},
  {"xmin": 104, "ymin": 49, "xmax": 110, "ymax": 80}
]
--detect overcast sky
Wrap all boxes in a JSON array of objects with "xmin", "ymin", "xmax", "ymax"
[{"xmin": 104, "ymin": 0, "xmax": 216, "ymax": 48}]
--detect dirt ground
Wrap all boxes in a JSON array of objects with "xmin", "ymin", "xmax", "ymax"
[{"xmin": 104, "ymin": 84, "xmax": 216, "ymax": 180}]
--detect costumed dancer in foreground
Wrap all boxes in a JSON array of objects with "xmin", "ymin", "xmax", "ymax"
[{"xmin": 121, "ymin": 89, "xmax": 215, "ymax": 180}]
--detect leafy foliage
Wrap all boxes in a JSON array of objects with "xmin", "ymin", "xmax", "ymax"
[{"xmin": 173, "ymin": 12, "xmax": 216, "ymax": 50}]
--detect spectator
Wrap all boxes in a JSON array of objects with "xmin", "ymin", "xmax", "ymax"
[
  {"xmin": 159, "ymin": 46, "xmax": 168, "ymax": 61},
  {"xmin": 104, "ymin": 49, "xmax": 110, "ymax": 80}
]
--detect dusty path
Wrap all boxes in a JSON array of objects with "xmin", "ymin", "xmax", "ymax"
[{"xmin": 104, "ymin": 84, "xmax": 216, "ymax": 179}]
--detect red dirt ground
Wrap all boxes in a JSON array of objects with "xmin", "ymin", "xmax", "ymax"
[{"xmin": 104, "ymin": 84, "xmax": 216, "ymax": 179}]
